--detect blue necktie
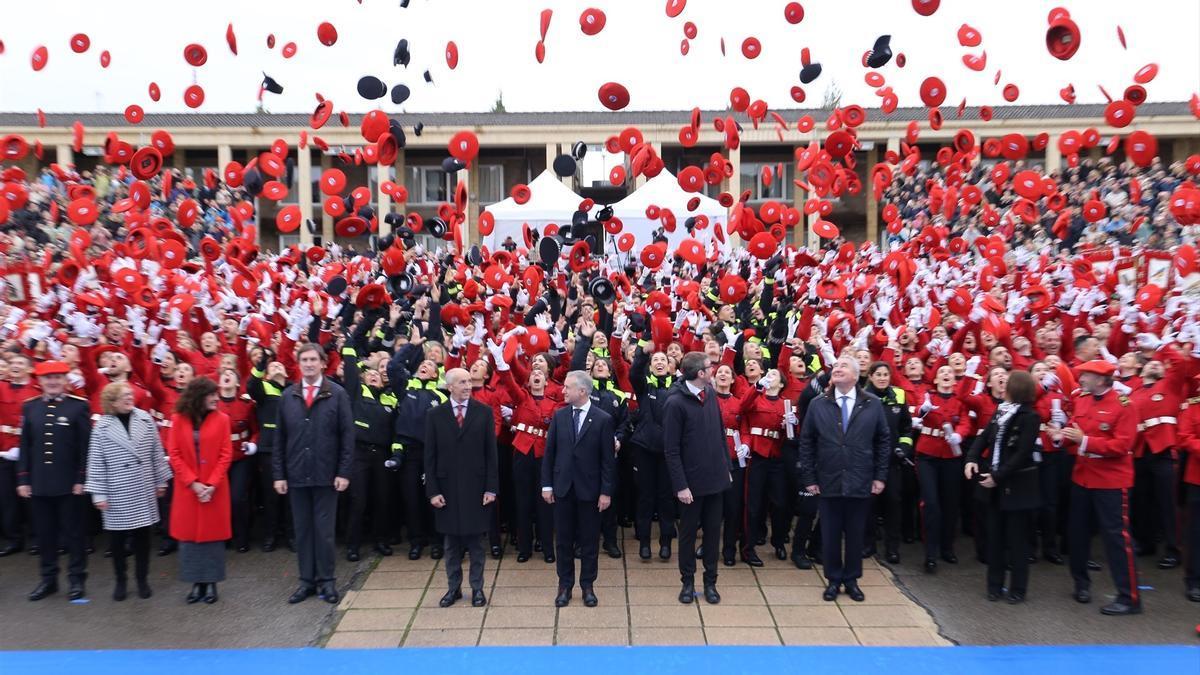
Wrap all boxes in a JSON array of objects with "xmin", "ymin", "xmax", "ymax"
[
  {"xmin": 840, "ymin": 395, "xmax": 851, "ymax": 430},
  {"xmin": 572, "ymin": 408, "xmax": 582, "ymax": 440}
]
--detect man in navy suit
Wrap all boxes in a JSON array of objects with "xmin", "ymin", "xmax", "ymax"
[{"xmin": 542, "ymin": 371, "xmax": 616, "ymax": 608}]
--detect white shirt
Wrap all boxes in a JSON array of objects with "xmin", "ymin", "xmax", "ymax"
[
  {"xmin": 833, "ymin": 386, "xmax": 857, "ymax": 412},
  {"xmin": 685, "ymin": 381, "xmax": 705, "ymax": 398},
  {"xmin": 571, "ymin": 400, "xmax": 591, "ymax": 423},
  {"xmin": 303, "ymin": 377, "xmax": 323, "ymax": 399},
  {"xmin": 451, "ymin": 398, "xmax": 470, "ymax": 418}
]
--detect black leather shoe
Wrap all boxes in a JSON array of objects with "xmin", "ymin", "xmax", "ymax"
[
  {"xmin": 659, "ymin": 543, "xmax": 671, "ymax": 561},
  {"xmin": 543, "ymin": 552, "xmax": 556, "ymax": 564},
  {"xmin": 376, "ymin": 542, "xmax": 394, "ymax": 557},
  {"xmin": 1157, "ymin": 555, "xmax": 1180, "ymax": 570},
  {"xmin": 430, "ymin": 546, "xmax": 444, "ymax": 560},
  {"xmin": 517, "ymin": 552, "xmax": 531, "ymax": 563},
  {"xmin": 137, "ymin": 579, "xmax": 153, "ymax": 599},
  {"xmin": 27, "ymin": 545, "xmax": 38, "ymax": 556},
  {"xmin": 742, "ymin": 549, "xmax": 764, "ymax": 567},
  {"xmin": 603, "ymin": 542, "xmax": 623, "ymax": 559},
  {"xmin": 703, "ymin": 584, "xmax": 721, "ymax": 604},
  {"xmin": 0, "ymin": 542, "xmax": 21, "ymax": 557},
  {"xmin": 66, "ymin": 581, "xmax": 85, "ymax": 601},
  {"xmin": 582, "ymin": 587, "xmax": 598, "ymax": 607},
  {"xmin": 286, "ymin": 538, "xmax": 296, "ymax": 552},
  {"xmin": 471, "ymin": 589, "xmax": 487, "ymax": 607},
  {"xmin": 28, "ymin": 580, "xmax": 57, "ymax": 601},
  {"xmin": 723, "ymin": 552, "xmax": 736, "ymax": 567},
  {"xmin": 1185, "ymin": 586, "xmax": 1200, "ymax": 602},
  {"xmin": 491, "ymin": 544, "xmax": 503, "ymax": 559},
  {"xmin": 639, "ymin": 544, "xmax": 651, "ymax": 560},
  {"xmin": 1086, "ymin": 559, "xmax": 1101, "ymax": 571},
  {"xmin": 1100, "ymin": 601, "xmax": 1141, "ymax": 616},
  {"xmin": 261, "ymin": 538, "xmax": 276, "ymax": 553},
  {"xmin": 1074, "ymin": 588, "xmax": 1092, "ymax": 604},
  {"xmin": 113, "ymin": 578, "xmax": 127, "ymax": 602},
  {"xmin": 678, "ymin": 582, "xmax": 695, "ymax": 604},
  {"xmin": 346, "ymin": 548, "xmax": 361, "ymax": 562},
  {"xmin": 534, "ymin": 541, "xmax": 543, "ymax": 553},
  {"xmin": 885, "ymin": 552, "xmax": 900, "ymax": 564},
  {"xmin": 236, "ymin": 544, "xmax": 250, "ymax": 553},
  {"xmin": 439, "ymin": 588, "xmax": 462, "ymax": 608},
  {"xmin": 774, "ymin": 545, "xmax": 787, "ymax": 561},
  {"xmin": 187, "ymin": 583, "xmax": 205, "ymax": 604},
  {"xmin": 844, "ymin": 582, "xmax": 865, "ymax": 602},
  {"xmin": 318, "ymin": 583, "xmax": 338, "ymax": 605},
  {"xmin": 1007, "ymin": 592, "xmax": 1025, "ymax": 605},
  {"xmin": 941, "ymin": 552, "xmax": 958, "ymax": 564},
  {"xmin": 288, "ymin": 586, "xmax": 317, "ymax": 604},
  {"xmin": 555, "ymin": 586, "xmax": 572, "ymax": 607},
  {"xmin": 408, "ymin": 544, "xmax": 423, "ymax": 560},
  {"xmin": 157, "ymin": 539, "xmax": 177, "ymax": 557},
  {"xmin": 203, "ymin": 583, "xmax": 219, "ymax": 604},
  {"xmin": 987, "ymin": 591, "xmax": 1002, "ymax": 602},
  {"xmin": 791, "ymin": 555, "xmax": 813, "ymax": 570},
  {"xmin": 822, "ymin": 583, "xmax": 840, "ymax": 602},
  {"xmin": 924, "ymin": 559, "xmax": 937, "ymax": 574},
  {"xmin": 1044, "ymin": 552, "xmax": 1064, "ymax": 565}
]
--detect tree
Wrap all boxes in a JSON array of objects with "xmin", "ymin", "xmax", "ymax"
[
  {"xmin": 822, "ymin": 81, "xmax": 842, "ymax": 110},
  {"xmin": 490, "ymin": 91, "xmax": 506, "ymax": 113}
]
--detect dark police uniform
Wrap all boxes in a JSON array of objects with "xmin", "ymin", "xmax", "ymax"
[
  {"xmin": 630, "ymin": 342, "xmax": 676, "ymax": 555},
  {"xmin": 387, "ymin": 343, "xmax": 448, "ymax": 557},
  {"xmin": 18, "ymin": 393, "xmax": 91, "ymax": 589},
  {"xmin": 864, "ymin": 384, "xmax": 913, "ymax": 559},
  {"xmin": 247, "ymin": 365, "xmax": 291, "ymax": 549},
  {"xmin": 342, "ymin": 346, "xmax": 400, "ymax": 557}
]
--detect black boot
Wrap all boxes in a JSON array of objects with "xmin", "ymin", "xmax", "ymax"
[
  {"xmin": 137, "ymin": 578, "xmax": 153, "ymax": 599},
  {"xmin": 186, "ymin": 583, "xmax": 205, "ymax": 604},
  {"xmin": 113, "ymin": 576, "xmax": 128, "ymax": 602}
]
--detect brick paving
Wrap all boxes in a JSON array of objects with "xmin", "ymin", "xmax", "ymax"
[{"xmin": 324, "ymin": 531, "xmax": 950, "ymax": 648}]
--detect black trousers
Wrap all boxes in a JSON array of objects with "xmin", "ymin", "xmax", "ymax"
[
  {"xmin": 512, "ymin": 451, "xmax": 554, "ymax": 556},
  {"xmin": 867, "ymin": 461, "xmax": 905, "ymax": 555},
  {"xmin": 1132, "ymin": 451, "xmax": 1180, "ymax": 555},
  {"xmin": 985, "ymin": 507, "xmax": 1032, "ymax": 596},
  {"xmin": 228, "ymin": 459, "xmax": 254, "ymax": 548},
  {"xmin": 400, "ymin": 446, "xmax": 432, "ymax": 546},
  {"xmin": 554, "ymin": 489, "xmax": 601, "ymax": 589},
  {"xmin": 1068, "ymin": 484, "xmax": 1139, "ymax": 606},
  {"xmin": 633, "ymin": 445, "xmax": 676, "ymax": 545},
  {"xmin": 722, "ymin": 464, "xmax": 747, "ymax": 557},
  {"xmin": 1034, "ymin": 451, "xmax": 1067, "ymax": 556},
  {"xmin": 255, "ymin": 451, "xmax": 290, "ymax": 542},
  {"xmin": 0, "ymin": 460, "xmax": 23, "ymax": 545},
  {"xmin": 109, "ymin": 526, "xmax": 151, "ymax": 582},
  {"xmin": 348, "ymin": 445, "xmax": 398, "ymax": 549},
  {"xmin": 917, "ymin": 455, "xmax": 963, "ymax": 560},
  {"xmin": 783, "ymin": 443, "xmax": 819, "ymax": 558},
  {"xmin": 746, "ymin": 455, "xmax": 791, "ymax": 549},
  {"xmin": 819, "ymin": 497, "xmax": 870, "ymax": 585},
  {"xmin": 599, "ymin": 445, "xmax": 629, "ymax": 546},
  {"xmin": 444, "ymin": 532, "xmax": 486, "ymax": 592},
  {"xmin": 678, "ymin": 492, "xmax": 723, "ymax": 586},
  {"xmin": 31, "ymin": 495, "xmax": 86, "ymax": 583},
  {"xmin": 289, "ymin": 486, "xmax": 338, "ymax": 586},
  {"xmin": 1185, "ymin": 485, "xmax": 1200, "ymax": 589}
]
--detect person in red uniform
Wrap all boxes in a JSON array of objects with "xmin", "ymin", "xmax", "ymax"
[
  {"xmin": 1030, "ymin": 360, "xmax": 1071, "ymax": 564},
  {"xmin": 738, "ymin": 368, "xmax": 793, "ymax": 565},
  {"xmin": 491, "ymin": 339, "xmax": 557, "ymax": 564},
  {"xmin": 0, "ymin": 354, "xmax": 37, "ymax": 555},
  {"xmin": 1051, "ymin": 359, "xmax": 1141, "ymax": 616},
  {"xmin": 1128, "ymin": 344, "xmax": 1194, "ymax": 569},
  {"xmin": 216, "ymin": 367, "xmax": 258, "ymax": 553},
  {"xmin": 713, "ymin": 364, "xmax": 746, "ymax": 567},
  {"xmin": 913, "ymin": 365, "xmax": 974, "ymax": 573},
  {"xmin": 1175, "ymin": 390, "xmax": 1200, "ymax": 602}
]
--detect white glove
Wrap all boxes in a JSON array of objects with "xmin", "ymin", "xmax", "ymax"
[
  {"xmin": 325, "ymin": 300, "xmax": 343, "ymax": 319},
  {"xmin": 470, "ymin": 316, "xmax": 486, "ymax": 345},
  {"xmin": 1112, "ymin": 381, "xmax": 1132, "ymax": 396},
  {"xmin": 151, "ymin": 340, "xmax": 171, "ymax": 364},
  {"xmin": 736, "ymin": 444, "xmax": 750, "ymax": 460},
  {"xmin": 918, "ymin": 393, "xmax": 934, "ymax": 417},
  {"xmin": 146, "ymin": 323, "xmax": 163, "ymax": 345},
  {"xmin": 242, "ymin": 442, "xmax": 257, "ymax": 457},
  {"xmin": 1050, "ymin": 409, "xmax": 1068, "ymax": 427},
  {"xmin": 166, "ymin": 308, "xmax": 183, "ymax": 330},
  {"xmin": 499, "ymin": 405, "xmax": 514, "ymax": 421},
  {"xmin": 965, "ymin": 355, "xmax": 982, "ymax": 376},
  {"xmin": 534, "ymin": 312, "xmax": 552, "ymax": 331},
  {"xmin": 783, "ymin": 411, "xmax": 799, "ymax": 427},
  {"xmin": 1135, "ymin": 333, "xmax": 1161, "ymax": 351},
  {"xmin": 1041, "ymin": 372, "xmax": 1060, "ymax": 390},
  {"xmin": 67, "ymin": 372, "xmax": 84, "ymax": 389},
  {"xmin": 948, "ymin": 432, "xmax": 962, "ymax": 446},
  {"xmin": 450, "ymin": 328, "xmax": 469, "ymax": 351},
  {"xmin": 0, "ymin": 447, "xmax": 18, "ymax": 461},
  {"xmin": 487, "ymin": 339, "xmax": 509, "ymax": 370},
  {"xmin": 722, "ymin": 325, "xmax": 738, "ymax": 345}
]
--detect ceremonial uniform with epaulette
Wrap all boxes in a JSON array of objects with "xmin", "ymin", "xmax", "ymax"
[{"xmin": 342, "ymin": 344, "xmax": 401, "ymax": 560}]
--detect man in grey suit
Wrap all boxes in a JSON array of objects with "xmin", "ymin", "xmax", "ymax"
[
  {"xmin": 798, "ymin": 355, "xmax": 891, "ymax": 603},
  {"xmin": 542, "ymin": 371, "xmax": 616, "ymax": 608}
]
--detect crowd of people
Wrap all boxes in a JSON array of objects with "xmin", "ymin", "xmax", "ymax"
[{"xmin": 0, "ymin": 114, "xmax": 1199, "ymax": 618}]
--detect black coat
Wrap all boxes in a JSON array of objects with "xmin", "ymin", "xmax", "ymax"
[
  {"xmin": 966, "ymin": 405, "xmax": 1042, "ymax": 510},
  {"xmin": 662, "ymin": 381, "xmax": 732, "ymax": 498},
  {"xmin": 424, "ymin": 399, "xmax": 499, "ymax": 535},
  {"xmin": 18, "ymin": 395, "xmax": 91, "ymax": 496},
  {"xmin": 272, "ymin": 378, "xmax": 355, "ymax": 488},
  {"xmin": 797, "ymin": 387, "xmax": 891, "ymax": 498},
  {"xmin": 541, "ymin": 404, "xmax": 616, "ymax": 502}
]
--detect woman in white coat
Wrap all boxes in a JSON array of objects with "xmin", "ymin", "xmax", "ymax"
[{"xmin": 84, "ymin": 382, "xmax": 172, "ymax": 601}]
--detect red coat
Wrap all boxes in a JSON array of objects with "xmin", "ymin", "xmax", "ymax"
[
  {"xmin": 915, "ymin": 392, "xmax": 972, "ymax": 459},
  {"xmin": 1177, "ymin": 397, "xmax": 1200, "ymax": 486},
  {"xmin": 738, "ymin": 387, "xmax": 786, "ymax": 459},
  {"xmin": 715, "ymin": 391, "xmax": 742, "ymax": 460},
  {"xmin": 1066, "ymin": 389, "xmax": 1137, "ymax": 490},
  {"xmin": 167, "ymin": 411, "xmax": 233, "ymax": 543}
]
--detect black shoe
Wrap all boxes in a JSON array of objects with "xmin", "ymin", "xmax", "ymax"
[
  {"xmin": 408, "ymin": 544, "xmax": 423, "ymax": 560},
  {"xmin": 157, "ymin": 539, "xmax": 177, "ymax": 557},
  {"xmin": 28, "ymin": 545, "xmax": 38, "ymax": 556},
  {"xmin": 582, "ymin": 587, "xmax": 598, "ymax": 607},
  {"xmin": 742, "ymin": 549, "xmax": 764, "ymax": 567},
  {"xmin": 113, "ymin": 578, "xmax": 127, "ymax": 602},
  {"xmin": 1086, "ymin": 560, "xmax": 1102, "ymax": 571},
  {"xmin": 1100, "ymin": 601, "xmax": 1141, "ymax": 616},
  {"xmin": 659, "ymin": 543, "xmax": 671, "ymax": 561},
  {"xmin": 723, "ymin": 551, "xmax": 736, "ymax": 567},
  {"xmin": 1185, "ymin": 586, "xmax": 1200, "ymax": 603},
  {"xmin": 203, "ymin": 583, "xmax": 219, "ymax": 604},
  {"xmin": 0, "ymin": 542, "xmax": 21, "ymax": 557},
  {"xmin": 534, "ymin": 541, "xmax": 543, "ymax": 553},
  {"xmin": 791, "ymin": 555, "xmax": 813, "ymax": 570},
  {"xmin": 756, "ymin": 537, "xmax": 766, "ymax": 546},
  {"xmin": 1074, "ymin": 588, "xmax": 1092, "ymax": 604},
  {"xmin": 261, "ymin": 538, "xmax": 277, "ymax": 553},
  {"xmin": 603, "ymin": 542, "xmax": 622, "ymax": 559},
  {"xmin": 543, "ymin": 552, "xmax": 556, "ymax": 564},
  {"xmin": 941, "ymin": 552, "xmax": 958, "ymax": 564},
  {"xmin": 430, "ymin": 546, "xmax": 444, "ymax": 560},
  {"xmin": 1044, "ymin": 552, "xmax": 1064, "ymax": 565},
  {"xmin": 639, "ymin": 544, "xmax": 651, "ymax": 560},
  {"xmin": 491, "ymin": 544, "xmax": 503, "ymax": 559},
  {"xmin": 137, "ymin": 579, "xmax": 153, "ymax": 599},
  {"xmin": 1157, "ymin": 555, "xmax": 1180, "ymax": 570},
  {"xmin": 288, "ymin": 586, "xmax": 317, "ymax": 604},
  {"xmin": 774, "ymin": 545, "xmax": 787, "ymax": 561},
  {"xmin": 844, "ymin": 582, "xmax": 865, "ymax": 602},
  {"xmin": 517, "ymin": 552, "xmax": 531, "ymax": 563},
  {"xmin": 1007, "ymin": 592, "xmax": 1025, "ymax": 605},
  {"xmin": 678, "ymin": 581, "xmax": 695, "ymax": 604},
  {"xmin": 703, "ymin": 584, "xmax": 721, "ymax": 604},
  {"xmin": 885, "ymin": 551, "xmax": 900, "ymax": 565},
  {"xmin": 187, "ymin": 583, "xmax": 205, "ymax": 604},
  {"xmin": 471, "ymin": 589, "xmax": 487, "ymax": 607},
  {"xmin": 694, "ymin": 545, "xmax": 703, "ymax": 559},
  {"xmin": 924, "ymin": 559, "xmax": 937, "ymax": 574},
  {"xmin": 987, "ymin": 591, "xmax": 1002, "ymax": 602},
  {"xmin": 28, "ymin": 580, "xmax": 57, "ymax": 601},
  {"xmin": 822, "ymin": 583, "xmax": 840, "ymax": 602},
  {"xmin": 1026, "ymin": 554, "xmax": 1038, "ymax": 564},
  {"xmin": 376, "ymin": 542, "xmax": 394, "ymax": 557},
  {"xmin": 318, "ymin": 582, "xmax": 338, "ymax": 605},
  {"xmin": 346, "ymin": 548, "xmax": 361, "ymax": 562},
  {"xmin": 286, "ymin": 538, "xmax": 296, "ymax": 552},
  {"xmin": 236, "ymin": 544, "xmax": 250, "ymax": 553},
  {"xmin": 439, "ymin": 588, "xmax": 463, "ymax": 608},
  {"xmin": 862, "ymin": 547, "xmax": 877, "ymax": 559},
  {"xmin": 555, "ymin": 586, "xmax": 572, "ymax": 607},
  {"xmin": 66, "ymin": 581, "xmax": 85, "ymax": 601}
]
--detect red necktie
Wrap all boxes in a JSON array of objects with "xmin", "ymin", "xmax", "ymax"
[
  {"xmin": 455, "ymin": 404, "xmax": 465, "ymax": 427},
  {"xmin": 697, "ymin": 389, "xmax": 705, "ymax": 405},
  {"xmin": 305, "ymin": 385, "xmax": 316, "ymax": 407}
]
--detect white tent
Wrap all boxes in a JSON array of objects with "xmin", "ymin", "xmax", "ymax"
[
  {"xmin": 482, "ymin": 170, "xmax": 583, "ymax": 250},
  {"xmin": 599, "ymin": 171, "xmax": 730, "ymax": 254}
]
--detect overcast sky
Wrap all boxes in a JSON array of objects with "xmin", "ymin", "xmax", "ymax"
[{"xmin": 0, "ymin": 0, "xmax": 1196, "ymax": 115}]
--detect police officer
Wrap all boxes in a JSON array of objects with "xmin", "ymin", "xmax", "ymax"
[
  {"xmin": 17, "ymin": 361, "xmax": 92, "ymax": 601},
  {"xmin": 1052, "ymin": 360, "xmax": 1141, "ymax": 616},
  {"xmin": 862, "ymin": 362, "xmax": 913, "ymax": 564},
  {"xmin": 247, "ymin": 347, "xmax": 292, "ymax": 552},
  {"xmin": 630, "ymin": 330, "xmax": 677, "ymax": 561}
]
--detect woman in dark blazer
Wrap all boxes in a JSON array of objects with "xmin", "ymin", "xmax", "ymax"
[{"xmin": 965, "ymin": 370, "xmax": 1042, "ymax": 604}]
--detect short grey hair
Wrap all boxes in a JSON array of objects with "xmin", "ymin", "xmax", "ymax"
[
  {"xmin": 835, "ymin": 354, "xmax": 860, "ymax": 379},
  {"xmin": 444, "ymin": 368, "xmax": 470, "ymax": 387},
  {"xmin": 565, "ymin": 370, "xmax": 594, "ymax": 392}
]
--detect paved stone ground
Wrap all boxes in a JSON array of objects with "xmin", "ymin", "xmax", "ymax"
[{"xmin": 324, "ymin": 529, "xmax": 950, "ymax": 648}]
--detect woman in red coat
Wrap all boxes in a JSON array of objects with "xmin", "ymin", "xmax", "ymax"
[{"xmin": 167, "ymin": 377, "xmax": 233, "ymax": 605}]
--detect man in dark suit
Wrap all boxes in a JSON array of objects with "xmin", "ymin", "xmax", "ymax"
[
  {"xmin": 798, "ymin": 355, "xmax": 891, "ymax": 603},
  {"xmin": 542, "ymin": 370, "xmax": 616, "ymax": 608},
  {"xmin": 663, "ymin": 352, "xmax": 732, "ymax": 606},
  {"xmin": 425, "ymin": 367, "xmax": 499, "ymax": 608}
]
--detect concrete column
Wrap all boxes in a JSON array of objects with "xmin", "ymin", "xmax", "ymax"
[
  {"xmin": 1044, "ymin": 134, "xmax": 1062, "ymax": 173},
  {"xmin": 864, "ymin": 145, "xmax": 879, "ymax": 244},
  {"xmin": 886, "ymin": 136, "xmax": 901, "ymax": 157},
  {"xmin": 376, "ymin": 163, "xmax": 391, "ymax": 236},
  {"xmin": 460, "ymin": 161, "xmax": 478, "ymax": 248},
  {"xmin": 217, "ymin": 145, "xmax": 233, "ymax": 173},
  {"xmin": 297, "ymin": 148, "xmax": 314, "ymax": 247},
  {"xmin": 319, "ymin": 153, "xmax": 333, "ymax": 245},
  {"xmin": 545, "ymin": 143, "xmax": 564, "ymax": 186},
  {"xmin": 173, "ymin": 148, "xmax": 185, "ymax": 170},
  {"xmin": 55, "ymin": 144, "xmax": 74, "ymax": 168}
]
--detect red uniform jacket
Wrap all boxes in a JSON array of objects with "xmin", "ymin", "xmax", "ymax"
[
  {"xmin": 498, "ymin": 369, "xmax": 558, "ymax": 458},
  {"xmin": 715, "ymin": 390, "xmax": 743, "ymax": 460},
  {"xmin": 1066, "ymin": 389, "xmax": 1138, "ymax": 490},
  {"xmin": 738, "ymin": 387, "xmax": 786, "ymax": 459},
  {"xmin": 914, "ymin": 391, "xmax": 973, "ymax": 459},
  {"xmin": 0, "ymin": 380, "xmax": 37, "ymax": 451},
  {"xmin": 1033, "ymin": 387, "xmax": 1071, "ymax": 454},
  {"xmin": 1176, "ymin": 397, "xmax": 1200, "ymax": 486},
  {"xmin": 167, "ymin": 411, "xmax": 233, "ymax": 543},
  {"xmin": 1129, "ymin": 346, "xmax": 1194, "ymax": 457},
  {"xmin": 217, "ymin": 394, "xmax": 258, "ymax": 462}
]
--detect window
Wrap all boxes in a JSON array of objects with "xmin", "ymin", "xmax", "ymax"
[
  {"xmin": 739, "ymin": 162, "xmax": 794, "ymax": 201},
  {"xmin": 405, "ymin": 166, "xmax": 456, "ymax": 205},
  {"xmin": 477, "ymin": 165, "xmax": 504, "ymax": 205}
]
